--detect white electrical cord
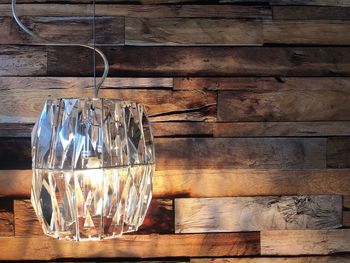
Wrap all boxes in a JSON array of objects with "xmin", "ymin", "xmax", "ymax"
[{"xmin": 11, "ymin": 0, "xmax": 109, "ymax": 98}]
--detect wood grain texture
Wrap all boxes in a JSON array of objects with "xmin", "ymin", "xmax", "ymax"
[
  {"xmin": 156, "ymin": 138, "xmax": 326, "ymax": 169},
  {"xmin": 0, "ymin": 138, "xmax": 326, "ymax": 169},
  {"xmin": 0, "ymin": 123, "xmax": 33, "ymax": 137},
  {"xmin": 220, "ymin": 0, "xmax": 350, "ymax": 6},
  {"xmin": 0, "ymin": 122, "xmax": 214, "ymax": 138},
  {"xmin": 214, "ymin": 122, "xmax": 350, "ymax": 137},
  {"xmin": 344, "ymin": 211, "xmax": 350, "ymax": 228},
  {"xmin": 125, "ymin": 18, "xmax": 263, "ymax": 45},
  {"xmin": 0, "ymin": 76, "xmax": 173, "ymax": 89},
  {"xmin": 343, "ymin": 196, "xmax": 350, "ymax": 228},
  {"xmin": 0, "ymin": 46, "xmax": 46, "ymax": 76},
  {"xmin": 174, "ymin": 77, "xmax": 259, "ymax": 90},
  {"xmin": 0, "ymin": 170, "xmax": 32, "ymax": 197},
  {"xmin": 191, "ymin": 256, "xmax": 350, "ymax": 263},
  {"xmin": 273, "ymin": 6, "xmax": 350, "ymax": 20},
  {"xmin": 0, "ymin": 81, "xmax": 215, "ymax": 122},
  {"xmin": 2, "ymin": 169, "xmax": 350, "ymax": 199},
  {"xmin": 0, "ymin": 16, "xmax": 124, "ymax": 45},
  {"xmin": 0, "ymin": 233, "xmax": 260, "ymax": 260},
  {"xmin": 152, "ymin": 122, "xmax": 213, "ymax": 137},
  {"xmin": 0, "ymin": 4, "xmax": 272, "ymax": 18},
  {"xmin": 261, "ymin": 229, "xmax": 350, "ymax": 255},
  {"xmin": 175, "ymin": 196, "xmax": 342, "ymax": 233},
  {"xmin": 0, "ymin": 198, "xmax": 13, "ymax": 236},
  {"xmin": 1, "ymin": 0, "xmax": 350, "ymax": 5},
  {"xmin": 14, "ymin": 199, "xmax": 174, "ymax": 236},
  {"xmin": 47, "ymin": 46, "xmax": 350, "ymax": 77},
  {"xmin": 0, "ymin": 138, "xmax": 31, "ymax": 169},
  {"xmin": 218, "ymin": 78, "xmax": 350, "ymax": 121},
  {"xmin": 263, "ymin": 21, "xmax": 350, "ymax": 45},
  {"xmin": 344, "ymin": 196, "xmax": 350, "ymax": 209},
  {"xmin": 327, "ymin": 138, "xmax": 350, "ymax": 168},
  {"xmin": 174, "ymin": 77, "xmax": 350, "ymax": 91}
]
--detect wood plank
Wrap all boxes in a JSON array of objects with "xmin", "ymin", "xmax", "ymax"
[
  {"xmin": 327, "ymin": 138, "xmax": 350, "ymax": 168},
  {"xmin": 174, "ymin": 77, "xmax": 350, "ymax": 91},
  {"xmin": 156, "ymin": 138, "xmax": 326, "ymax": 169},
  {"xmin": 0, "ymin": 77, "xmax": 173, "ymax": 89},
  {"xmin": 0, "ymin": 138, "xmax": 31, "ymax": 169},
  {"xmin": 1, "ymin": 0, "xmax": 350, "ymax": 5},
  {"xmin": 191, "ymin": 256, "xmax": 350, "ymax": 263},
  {"xmin": 152, "ymin": 122, "xmax": 213, "ymax": 137},
  {"xmin": 344, "ymin": 211, "xmax": 350, "ymax": 228},
  {"xmin": 0, "ymin": 123, "xmax": 33, "ymax": 137},
  {"xmin": 175, "ymin": 196, "xmax": 342, "ymax": 233},
  {"xmin": 0, "ymin": 138, "xmax": 326, "ymax": 169},
  {"xmin": 47, "ymin": 46, "xmax": 350, "ymax": 77},
  {"xmin": 220, "ymin": 0, "xmax": 350, "ymax": 6},
  {"xmin": 344, "ymin": 196, "xmax": 350, "ymax": 208},
  {"xmin": 261, "ymin": 229, "xmax": 350, "ymax": 255},
  {"xmin": 214, "ymin": 122, "xmax": 350, "ymax": 137},
  {"xmin": 0, "ymin": 16, "xmax": 124, "ymax": 45},
  {"xmin": 0, "ymin": 46, "xmax": 46, "ymax": 76},
  {"xmin": 0, "ymin": 4, "xmax": 272, "ymax": 18},
  {"xmin": 218, "ymin": 78, "xmax": 350, "ymax": 121},
  {"xmin": 0, "ymin": 122, "xmax": 213, "ymax": 138},
  {"xmin": 14, "ymin": 199, "xmax": 174, "ymax": 236},
  {"xmin": 263, "ymin": 21, "xmax": 350, "ymax": 45},
  {"xmin": 125, "ymin": 18, "xmax": 263, "ymax": 46},
  {"xmin": 0, "ymin": 81, "xmax": 216, "ymax": 122},
  {"xmin": 174, "ymin": 77, "xmax": 259, "ymax": 90},
  {"xmin": 0, "ymin": 233, "xmax": 260, "ymax": 260},
  {"xmin": 0, "ymin": 198, "xmax": 13, "ymax": 236},
  {"xmin": 344, "ymin": 196, "xmax": 350, "ymax": 228},
  {"xmin": 2, "ymin": 169, "xmax": 350, "ymax": 199},
  {"xmin": 273, "ymin": 6, "xmax": 350, "ymax": 20}
]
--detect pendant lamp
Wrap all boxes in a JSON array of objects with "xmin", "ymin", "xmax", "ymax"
[{"xmin": 12, "ymin": 0, "xmax": 155, "ymax": 241}]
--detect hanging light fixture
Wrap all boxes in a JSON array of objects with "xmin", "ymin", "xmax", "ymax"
[{"xmin": 12, "ymin": 0, "xmax": 155, "ymax": 241}]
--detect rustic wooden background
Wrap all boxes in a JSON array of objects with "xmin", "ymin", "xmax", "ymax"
[{"xmin": 0, "ymin": 0, "xmax": 350, "ymax": 262}]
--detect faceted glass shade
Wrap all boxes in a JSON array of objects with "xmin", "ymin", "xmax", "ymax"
[{"xmin": 31, "ymin": 98, "xmax": 155, "ymax": 241}]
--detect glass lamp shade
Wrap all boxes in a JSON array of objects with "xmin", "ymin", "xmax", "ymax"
[{"xmin": 31, "ymin": 98, "xmax": 155, "ymax": 241}]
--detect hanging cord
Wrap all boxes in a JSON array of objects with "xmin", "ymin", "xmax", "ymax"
[
  {"xmin": 11, "ymin": 0, "xmax": 109, "ymax": 98},
  {"xmin": 92, "ymin": 0, "xmax": 96, "ymax": 94}
]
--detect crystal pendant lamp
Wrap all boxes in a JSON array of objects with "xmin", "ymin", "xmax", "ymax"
[{"xmin": 12, "ymin": 0, "xmax": 155, "ymax": 241}]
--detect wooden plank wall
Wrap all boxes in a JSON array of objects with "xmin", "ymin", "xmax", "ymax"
[{"xmin": 0, "ymin": 0, "xmax": 350, "ymax": 262}]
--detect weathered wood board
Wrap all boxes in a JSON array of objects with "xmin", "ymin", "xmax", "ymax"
[
  {"xmin": 273, "ymin": 6, "xmax": 350, "ymax": 20},
  {"xmin": 0, "ymin": 16, "xmax": 124, "ymax": 45},
  {"xmin": 263, "ymin": 21, "xmax": 350, "ymax": 45},
  {"xmin": 327, "ymin": 138, "xmax": 350, "ymax": 168},
  {"xmin": 214, "ymin": 122, "xmax": 350, "ymax": 137},
  {"xmin": 175, "ymin": 196, "xmax": 342, "ymax": 233},
  {"xmin": 14, "ymin": 199, "xmax": 174, "ymax": 236},
  {"xmin": 0, "ymin": 122, "xmax": 214, "ymax": 138},
  {"xmin": 125, "ymin": 18, "xmax": 263, "ymax": 45},
  {"xmin": 0, "ymin": 137, "xmax": 327, "ymax": 169},
  {"xmin": 156, "ymin": 138, "xmax": 326, "ymax": 169},
  {"xmin": 0, "ymin": 83, "xmax": 216, "ymax": 122},
  {"xmin": 0, "ymin": 233, "xmax": 260, "ymax": 260},
  {"xmin": 47, "ymin": 46, "xmax": 350, "ymax": 77},
  {"xmin": 261, "ymin": 229, "xmax": 350, "ymax": 255},
  {"xmin": 191, "ymin": 256, "xmax": 350, "ymax": 263},
  {"xmin": 0, "ymin": 46, "xmax": 46, "ymax": 76},
  {"xmin": 2, "ymin": 169, "xmax": 350, "ymax": 199},
  {"xmin": 0, "ymin": 198, "xmax": 13, "ymax": 236},
  {"xmin": 0, "ymin": 4, "xmax": 272, "ymax": 18},
  {"xmin": 218, "ymin": 85, "xmax": 350, "ymax": 122}
]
